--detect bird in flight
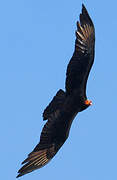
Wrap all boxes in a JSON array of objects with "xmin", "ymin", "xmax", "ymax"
[{"xmin": 17, "ymin": 4, "xmax": 95, "ymax": 178}]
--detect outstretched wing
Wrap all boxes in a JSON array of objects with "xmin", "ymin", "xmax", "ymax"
[
  {"xmin": 16, "ymin": 119, "xmax": 59, "ymax": 177},
  {"xmin": 17, "ymin": 92, "xmax": 76, "ymax": 178},
  {"xmin": 65, "ymin": 4, "xmax": 95, "ymax": 96}
]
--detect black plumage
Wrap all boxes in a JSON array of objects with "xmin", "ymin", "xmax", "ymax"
[{"xmin": 17, "ymin": 4, "xmax": 95, "ymax": 178}]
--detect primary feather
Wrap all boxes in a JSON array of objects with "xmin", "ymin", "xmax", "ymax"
[{"xmin": 17, "ymin": 4, "xmax": 95, "ymax": 178}]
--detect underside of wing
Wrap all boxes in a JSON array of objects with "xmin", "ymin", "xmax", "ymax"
[
  {"xmin": 75, "ymin": 4, "xmax": 95, "ymax": 55},
  {"xmin": 16, "ymin": 145, "xmax": 55, "ymax": 178},
  {"xmin": 65, "ymin": 4, "xmax": 95, "ymax": 95},
  {"xmin": 17, "ymin": 116, "xmax": 61, "ymax": 178},
  {"xmin": 17, "ymin": 96, "xmax": 74, "ymax": 178}
]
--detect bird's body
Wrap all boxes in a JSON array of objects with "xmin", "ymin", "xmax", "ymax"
[{"xmin": 17, "ymin": 4, "xmax": 95, "ymax": 178}]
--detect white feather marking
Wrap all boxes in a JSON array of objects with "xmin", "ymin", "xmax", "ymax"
[
  {"xmin": 83, "ymin": 25, "xmax": 89, "ymax": 38},
  {"xmin": 78, "ymin": 23, "xmax": 87, "ymax": 38},
  {"xmin": 77, "ymin": 38, "xmax": 86, "ymax": 46},
  {"xmin": 41, "ymin": 158, "xmax": 48, "ymax": 165},
  {"xmin": 78, "ymin": 44, "xmax": 86, "ymax": 50},
  {"xmin": 34, "ymin": 156, "xmax": 47, "ymax": 166},
  {"xmin": 76, "ymin": 31, "xmax": 85, "ymax": 41}
]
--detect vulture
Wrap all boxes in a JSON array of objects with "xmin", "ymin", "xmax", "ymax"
[{"xmin": 17, "ymin": 4, "xmax": 95, "ymax": 178}]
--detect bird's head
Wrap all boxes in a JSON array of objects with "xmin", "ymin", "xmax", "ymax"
[
  {"xmin": 84, "ymin": 99, "xmax": 92, "ymax": 106},
  {"xmin": 83, "ymin": 99, "xmax": 92, "ymax": 111},
  {"xmin": 78, "ymin": 99, "xmax": 92, "ymax": 112}
]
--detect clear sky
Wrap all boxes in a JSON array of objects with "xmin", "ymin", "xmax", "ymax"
[{"xmin": 1, "ymin": 0, "xmax": 117, "ymax": 180}]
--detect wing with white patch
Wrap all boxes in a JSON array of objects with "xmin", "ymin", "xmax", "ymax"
[
  {"xmin": 65, "ymin": 4, "xmax": 95, "ymax": 96},
  {"xmin": 17, "ymin": 99, "xmax": 75, "ymax": 178}
]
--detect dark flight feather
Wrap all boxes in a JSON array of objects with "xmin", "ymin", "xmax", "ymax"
[
  {"xmin": 65, "ymin": 4, "xmax": 95, "ymax": 96},
  {"xmin": 17, "ymin": 4, "xmax": 95, "ymax": 178}
]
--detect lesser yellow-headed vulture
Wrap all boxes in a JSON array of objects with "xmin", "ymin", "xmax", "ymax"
[{"xmin": 17, "ymin": 4, "xmax": 95, "ymax": 178}]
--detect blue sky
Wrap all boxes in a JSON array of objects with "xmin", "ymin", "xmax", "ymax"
[{"xmin": 1, "ymin": 0, "xmax": 117, "ymax": 179}]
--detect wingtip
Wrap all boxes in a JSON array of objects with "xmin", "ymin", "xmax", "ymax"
[
  {"xmin": 16, "ymin": 167, "xmax": 30, "ymax": 178},
  {"xmin": 16, "ymin": 169, "xmax": 24, "ymax": 178},
  {"xmin": 82, "ymin": 3, "xmax": 87, "ymax": 11},
  {"xmin": 82, "ymin": 4, "xmax": 88, "ymax": 15},
  {"xmin": 16, "ymin": 175, "xmax": 20, "ymax": 178},
  {"xmin": 16, "ymin": 174, "xmax": 22, "ymax": 178},
  {"xmin": 80, "ymin": 3, "xmax": 94, "ymax": 28},
  {"xmin": 82, "ymin": 3, "xmax": 85, "ymax": 8}
]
